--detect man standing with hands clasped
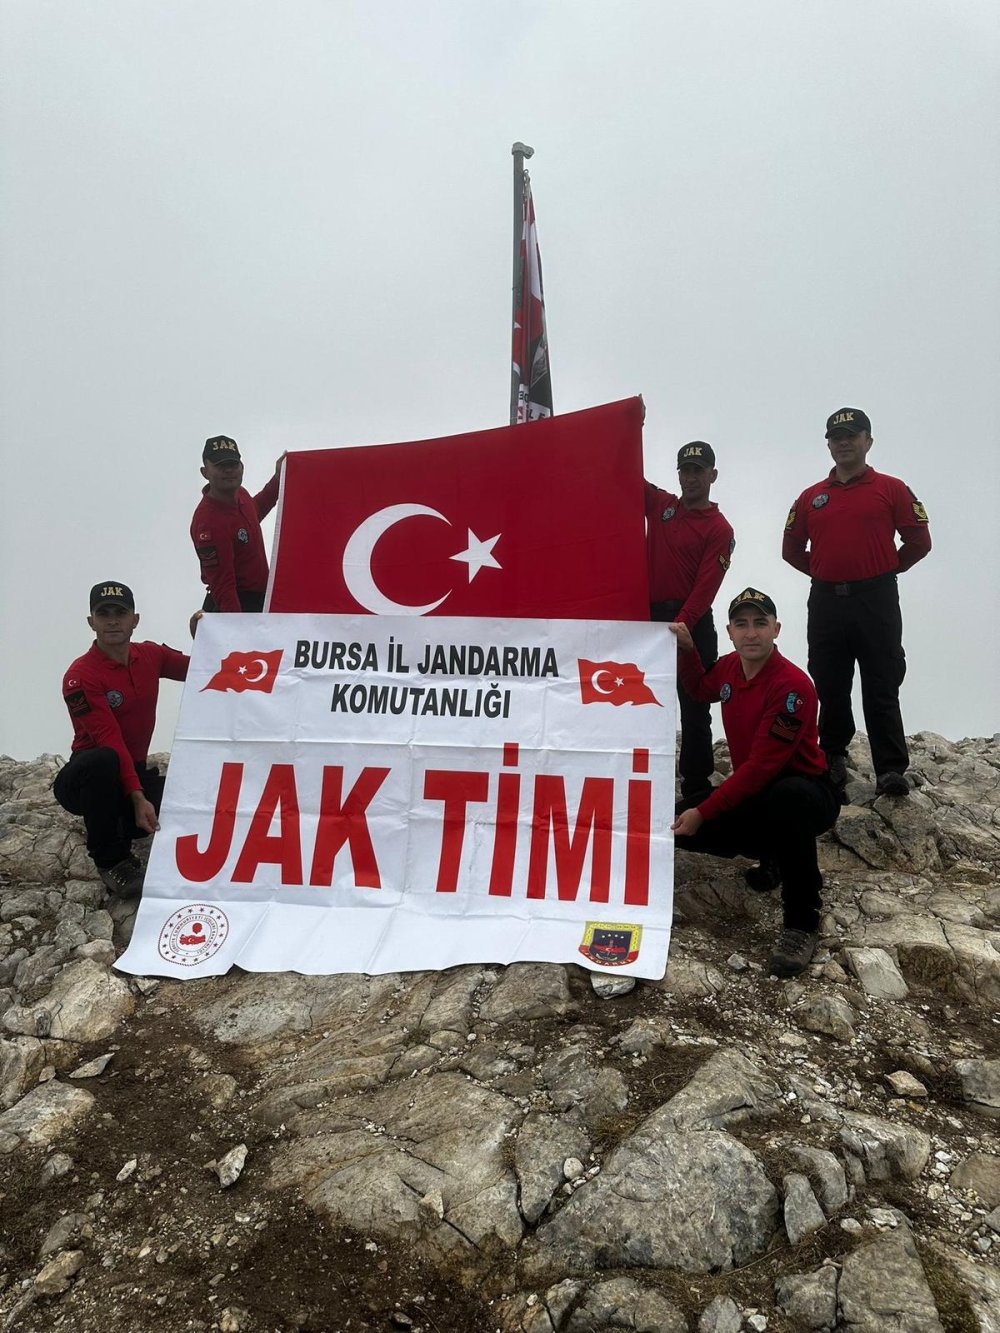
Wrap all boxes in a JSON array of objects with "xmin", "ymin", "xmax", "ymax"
[
  {"xmin": 191, "ymin": 434, "xmax": 285, "ymax": 613},
  {"xmin": 670, "ymin": 589, "xmax": 839, "ymax": 977},
  {"xmin": 645, "ymin": 441, "xmax": 735, "ymax": 803},
  {"xmin": 783, "ymin": 408, "xmax": 931, "ymax": 795}
]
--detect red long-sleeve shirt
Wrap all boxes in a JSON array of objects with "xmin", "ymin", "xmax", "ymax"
[
  {"xmin": 678, "ymin": 645, "xmax": 827, "ymax": 820},
  {"xmin": 190, "ymin": 475, "xmax": 280, "ymax": 612},
  {"xmin": 782, "ymin": 466, "xmax": 931, "ymax": 582},
  {"xmin": 644, "ymin": 482, "xmax": 735, "ymax": 626},
  {"xmin": 62, "ymin": 642, "xmax": 189, "ymax": 795}
]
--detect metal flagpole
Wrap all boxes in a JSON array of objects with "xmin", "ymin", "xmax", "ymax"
[{"xmin": 510, "ymin": 141, "xmax": 534, "ymax": 425}]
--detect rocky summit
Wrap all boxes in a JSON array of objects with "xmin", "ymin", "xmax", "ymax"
[{"xmin": 0, "ymin": 732, "xmax": 998, "ymax": 1333}]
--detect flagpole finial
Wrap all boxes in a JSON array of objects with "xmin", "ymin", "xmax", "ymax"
[{"xmin": 512, "ymin": 142, "xmax": 534, "ymax": 158}]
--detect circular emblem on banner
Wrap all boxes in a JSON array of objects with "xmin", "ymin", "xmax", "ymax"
[
  {"xmin": 720, "ymin": 683, "xmax": 732, "ymax": 703},
  {"xmin": 811, "ymin": 493, "xmax": 830, "ymax": 509},
  {"xmin": 236, "ymin": 527, "xmax": 250, "ymax": 544},
  {"xmin": 661, "ymin": 507, "xmax": 676, "ymax": 522},
  {"xmin": 158, "ymin": 904, "xmax": 229, "ymax": 967},
  {"xmin": 106, "ymin": 690, "xmax": 124, "ymax": 709}
]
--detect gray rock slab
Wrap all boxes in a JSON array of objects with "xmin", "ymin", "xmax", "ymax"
[
  {"xmin": 775, "ymin": 1265, "xmax": 838, "ymax": 1329},
  {"xmin": 855, "ymin": 913, "xmax": 1000, "ymax": 1009},
  {"xmin": 540, "ymin": 1044, "xmax": 629, "ymax": 1128},
  {"xmin": 838, "ymin": 1232, "xmax": 943, "ymax": 1332},
  {"xmin": 655, "ymin": 955, "xmax": 727, "ymax": 997},
  {"xmin": 835, "ymin": 1109, "xmax": 930, "ymax": 1181},
  {"xmin": 33, "ymin": 1248, "xmax": 84, "ymax": 1295},
  {"xmin": 0, "ymin": 1036, "xmax": 46, "ymax": 1109},
  {"xmin": 0, "ymin": 1080, "xmax": 95, "ymax": 1151},
  {"xmin": 843, "ymin": 946, "xmax": 909, "ymax": 999},
  {"xmin": 514, "ymin": 1112, "xmax": 591, "ymax": 1224},
  {"xmin": 928, "ymin": 1241, "xmax": 1000, "ymax": 1333},
  {"xmin": 562, "ymin": 1277, "xmax": 687, "ymax": 1332},
  {"xmin": 191, "ymin": 971, "xmax": 402, "ymax": 1046},
  {"xmin": 8, "ymin": 959, "xmax": 134, "ymax": 1042},
  {"xmin": 268, "ymin": 1071, "xmax": 523, "ymax": 1264},
  {"xmin": 39, "ymin": 1211, "xmax": 93, "ymax": 1258},
  {"xmin": 697, "ymin": 1295, "xmax": 741, "ymax": 1333},
  {"xmin": 783, "ymin": 1171, "xmax": 826, "ymax": 1244},
  {"xmin": 788, "ymin": 1145, "xmax": 849, "ymax": 1213},
  {"xmin": 792, "ymin": 991, "xmax": 857, "ymax": 1041},
  {"xmin": 948, "ymin": 1151, "xmax": 1000, "ymax": 1206},
  {"xmin": 479, "ymin": 964, "xmax": 576, "ymax": 1023},
  {"xmin": 530, "ymin": 1128, "xmax": 778, "ymax": 1275},
  {"xmin": 953, "ymin": 1058, "xmax": 1000, "ymax": 1111},
  {"xmin": 640, "ymin": 1048, "xmax": 781, "ymax": 1133}
]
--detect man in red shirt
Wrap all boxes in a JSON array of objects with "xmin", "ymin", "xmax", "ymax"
[
  {"xmin": 190, "ymin": 435, "xmax": 285, "ymax": 612},
  {"xmin": 783, "ymin": 408, "xmax": 931, "ymax": 796},
  {"xmin": 53, "ymin": 583, "xmax": 189, "ymax": 896},
  {"xmin": 670, "ymin": 588, "xmax": 839, "ymax": 977},
  {"xmin": 646, "ymin": 441, "xmax": 735, "ymax": 802}
]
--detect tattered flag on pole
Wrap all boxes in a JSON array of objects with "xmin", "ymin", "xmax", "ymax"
[{"xmin": 512, "ymin": 171, "xmax": 553, "ymax": 423}]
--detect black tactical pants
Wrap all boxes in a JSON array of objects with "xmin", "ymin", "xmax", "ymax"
[
  {"xmin": 53, "ymin": 749, "xmax": 165, "ymax": 869},
  {"xmin": 807, "ymin": 574, "xmax": 908, "ymax": 776},
  {"xmin": 651, "ymin": 602, "xmax": 718, "ymax": 801},
  {"xmin": 675, "ymin": 773, "xmax": 839, "ymax": 932}
]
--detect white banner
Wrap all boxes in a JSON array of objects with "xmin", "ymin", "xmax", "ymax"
[{"xmin": 116, "ymin": 615, "xmax": 676, "ymax": 980}]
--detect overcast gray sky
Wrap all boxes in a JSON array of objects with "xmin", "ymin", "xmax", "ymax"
[{"xmin": 2, "ymin": 0, "xmax": 998, "ymax": 760}]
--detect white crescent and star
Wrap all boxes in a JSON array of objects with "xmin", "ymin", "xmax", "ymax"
[
  {"xmin": 342, "ymin": 504, "xmax": 502, "ymax": 616},
  {"xmin": 239, "ymin": 659, "xmax": 270, "ymax": 683},
  {"xmin": 590, "ymin": 670, "xmax": 625, "ymax": 694}
]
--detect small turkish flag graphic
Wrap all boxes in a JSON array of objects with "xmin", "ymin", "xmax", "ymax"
[
  {"xmin": 578, "ymin": 659, "xmax": 661, "ymax": 707},
  {"xmin": 201, "ymin": 649, "xmax": 283, "ymax": 694}
]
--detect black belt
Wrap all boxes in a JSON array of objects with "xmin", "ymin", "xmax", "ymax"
[{"xmin": 812, "ymin": 572, "xmax": 897, "ymax": 597}]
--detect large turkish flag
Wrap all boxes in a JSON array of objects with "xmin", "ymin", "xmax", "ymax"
[{"xmin": 266, "ymin": 398, "xmax": 649, "ymax": 619}]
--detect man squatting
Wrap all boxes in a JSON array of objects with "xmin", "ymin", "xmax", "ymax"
[
  {"xmin": 670, "ymin": 588, "xmax": 839, "ymax": 977},
  {"xmin": 53, "ymin": 583, "xmax": 189, "ymax": 898}
]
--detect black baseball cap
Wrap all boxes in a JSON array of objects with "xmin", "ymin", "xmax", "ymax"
[
  {"xmin": 203, "ymin": 435, "xmax": 242, "ymax": 464},
  {"xmin": 89, "ymin": 581, "xmax": 135, "ymax": 612},
  {"xmin": 676, "ymin": 441, "xmax": 716, "ymax": 469},
  {"xmin": 728, "ymin": 587, "xmax": 777, "ymax": 620},
  {"xmin": 825, "ymin": 408, "xmax": 871, "ymax": 438}
]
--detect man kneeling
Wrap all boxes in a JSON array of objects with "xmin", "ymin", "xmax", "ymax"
[
  {"xmin": 669, "ymin": 587, "xmax": 838, "ymax": 977},
  {"xmin": 53, "ymin": 583, "xmax": 189, "ymax": 897}
]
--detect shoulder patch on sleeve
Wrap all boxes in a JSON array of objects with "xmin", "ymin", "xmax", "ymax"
[
  {"xmin": 64, "ymin": 688, "xmax": 91, "ymax": 718},
  {"xmin": 908, "ymin": 489, "xmax": 929, "ymax": 523},
  {"xmin": 718, "ymin": 553, "xmax": 730, "ymax": 571},
  {"xmin": 196, "ymin": 543, "xmax": 219, "ymax": 567},
  {"xmin": 768, "ymin": 711, "xmax": 802, "ymax": 744},
  {"xmin": 784, "ymin": 507, "xmax": 796, "ymax": 531}
]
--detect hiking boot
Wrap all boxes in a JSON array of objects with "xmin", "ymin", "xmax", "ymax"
[
  {"xmin": 99, "ymin": 854, "xmax": 144, "ymax": 899},
  {"xmin": 875, "ymin": 771, "xmax": 909, "ymax": 796},
  {"xmin": 744, "ymin": 858, "xmax": 782, "ymax": 893},
  {"xmin": 827, "ymin": 754, "xmax": 848, "ymax": 788},
  {"xmin": 767, "ymin": 928, "xmax": 817, "ymax": 978}
]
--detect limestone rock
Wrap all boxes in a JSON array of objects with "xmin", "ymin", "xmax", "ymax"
[
  {"xmin": 792, "ymin": 991, "xmax": 857, "ymax": 1041},
  {"xmin": 837, "ymin": 1232, "xmax": 943, "ymax": 1331},
  {"xmin": 530, "ymin": 1129, "xmax": 779, "ymax": 1275},
  {"xmin": 697, "ymin": 1295, "xmax": 742, "ymax": 1333},
  {"xmin": 783, "ymin": 1171, "xmax": 826, "ymax": 1244},
  {"xmin": 836, "ymin": 1109, "xmax": 930, "ymax": 1181},
  {"xmin": 642, "ymin": 1049, "xmax": 781, "ymax": 1132},
  {"xmin": 561, "ymin": 1277, "xmax": 687, "ymax": 1332},
  {"xmin": 948, "ymin": 1151, "xmax": 1000, "ymax": 1206},
  {"xmin": 953, "ymin": 1058, "xmax": 1000, "ymax": 1114},
  {"xmin": 33, "ymin": 1248, "xmax": 84, "ymax": 1295},
  {"xmin": 4, "ymin": 959, "xmax": 133, "ymax": 1042},
  {"xmin": 843, "ymin": 946, "xmax": 909, "ymax": 999},
  {"xmin": 0, "ymin": 1080, "xmax": 95, "ymax": 1151},
  {"xmin": 775, "ymin": 1265, "xmax": 838, "ymax": 1329},
  {"xmin": 479, "ymin": 964, "xmax": 576, "ymax": 1023},
  {"xmin": 788, "ymin": 1145, "xmax": 849, "ymax": 1213},
  {"xmin": 514, "ymin": 1112, "xmax": 591, "ymax": 1225}
]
